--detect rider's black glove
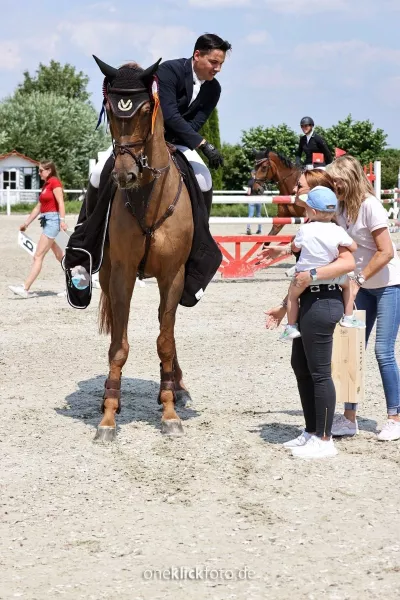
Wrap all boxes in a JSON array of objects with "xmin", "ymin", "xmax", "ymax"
[{"xmin": 200, "ymin": 141, "xmax": 224, "ymax": 169}]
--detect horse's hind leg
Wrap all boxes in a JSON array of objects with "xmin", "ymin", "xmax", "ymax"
[
  {"xmin": 94, "ymin": 259, "xmax": 136, "ymax": 442},
  {"xmin": 157, "ymin": 306, "xmax": 191, "ymax": 408},
  {"xmin": 157, "ymin": 267, "xmax": 185, "ymax": 436}
]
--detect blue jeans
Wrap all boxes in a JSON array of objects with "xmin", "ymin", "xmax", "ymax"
[
  {"xmin": 39, "ymin": 212, "xmax": 60, "ymax": 239},
  {"xmin": 347, "ymin": 285, "xmax": 400, "ymax": 415},
  {"xmin": 247, "ymin": 203, "xmax": 261, "ymax": 232}
]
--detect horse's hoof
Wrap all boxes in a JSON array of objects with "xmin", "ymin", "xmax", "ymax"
[
  {"xmin": 175, "ymin": 389, "xmax": 193, "ymax": 409},
  {"xmin": 94, "ymin": 426, "xmax": 116, "ymax": 442},
  {"xmin": 161, "ymin": 419, "xmax": 184, "ymax": 436}
]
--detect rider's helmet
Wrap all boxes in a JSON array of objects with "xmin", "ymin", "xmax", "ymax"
[{"xmin": 300, "ymin": 116, "xmax": 314, "ymax": 128}]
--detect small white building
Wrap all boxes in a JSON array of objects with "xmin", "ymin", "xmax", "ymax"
[{"xmin": 0, "ymin": 150, "xmax": 41, "ymax": 206}]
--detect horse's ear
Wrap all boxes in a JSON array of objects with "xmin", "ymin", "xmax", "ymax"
[
  {"xmin": 253, "ymin": 148, "xmax": 268, "ymax": 161},
  {"xmin": 140, "ymin": 58, "xmax": 162, "ymax": 85},
  {"xmin": 93, "ymin": 55, "xmax": 118, "ymax": 83}
]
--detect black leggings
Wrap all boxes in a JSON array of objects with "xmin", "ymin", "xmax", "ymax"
[{"xmin": 291, "ymin": 290, "xmax": 343, "ymax": 437}]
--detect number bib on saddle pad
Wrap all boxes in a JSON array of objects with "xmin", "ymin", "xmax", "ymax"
[{"xmin": 63, "ymin": 156, "xmax": 114, "ymax": 310}]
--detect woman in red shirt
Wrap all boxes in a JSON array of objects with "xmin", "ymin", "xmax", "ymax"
[{"xmin": 9, "ymin": 160, "xmax": 68, "ymax": 298}]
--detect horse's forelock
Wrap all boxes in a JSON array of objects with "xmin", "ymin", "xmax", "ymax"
[{"xmin": 119, "ymin": 61, "xmax": 143, "ymax": 72}]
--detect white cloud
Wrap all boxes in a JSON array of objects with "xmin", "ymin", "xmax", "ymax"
[
  {"xmin": 243, "ymin": 31, "xmax": 271, "ymax": 45},
  {"xmin": 58, "ymin": 21, "xmax": 194, "ymax": 63},
  {"xmin": 295, "ymin": 40, "xmax": 400, "ymax": 68},
  {"xmin": 0, "ymin": 41, "xmax": 21, "ymax": 71},
  {"xmin": 188, "ymin": 0, "xmax": 252, "ymax": 6},
  {"xmin": 264, "ymin": 0, "xmax": 349, "ymax": 13},
  {"xmin": 249, "ymin": 65, "xmax": 313, "ymax": 89},
  {"xmin": 86, "ymin": 2, "xmax": 117, "ymax": 11}
]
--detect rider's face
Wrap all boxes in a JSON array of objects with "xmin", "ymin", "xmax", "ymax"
[
  {"xmin": 193, "ymin": 49, "xmax": 225, "ymax": 81},
  {"xmin": 301, "ymin": 125, "xmax": 312, "ymax": 135}
]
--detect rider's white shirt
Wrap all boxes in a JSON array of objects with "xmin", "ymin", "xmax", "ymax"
[{"xmin": 190, "ymin": 63, "xmax": 205, "ymax": 106}]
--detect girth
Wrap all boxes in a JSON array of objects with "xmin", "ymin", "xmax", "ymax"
[{"xmin": 124, "ymin": 163, "xmax": 183, "ymax": 279}]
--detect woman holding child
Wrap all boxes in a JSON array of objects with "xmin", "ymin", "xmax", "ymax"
[{"xmin": 260, "ymin": 157, "xmax": 400, "ymax": 456}]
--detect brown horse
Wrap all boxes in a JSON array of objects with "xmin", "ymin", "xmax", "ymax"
[
  {"xmin": 253, "ymin": 150, "xmax": 305, "ymax": 237},
  {"xmin": 93, "ymin": 57, "xmax": 194, "ymax": 441}
]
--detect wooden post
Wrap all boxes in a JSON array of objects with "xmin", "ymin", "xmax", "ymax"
[
  {"xmin": 6, "ymin": 186, "xmax": 11, "ymax": 216},
  {"xmin": 332, "ymin": 310, "xmax": 365, "ymax": 406}
]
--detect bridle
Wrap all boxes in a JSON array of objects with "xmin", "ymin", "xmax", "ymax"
[
  {"xmin": 106, "ymin": 83, "xmax": 171, "ymax": 180},
  {"xmin": 105, "ymin": 83, "xmax": 182, "ymax": 280}
]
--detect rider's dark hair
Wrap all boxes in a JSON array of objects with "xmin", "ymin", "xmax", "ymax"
[{"xmin": 193, "ymin": 33, "xmax": 232, "ymax": 55}]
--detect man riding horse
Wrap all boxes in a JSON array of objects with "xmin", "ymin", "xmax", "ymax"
[{"xmin": 81, "ymin": 33, "xmax": 230, "ymax": 221}]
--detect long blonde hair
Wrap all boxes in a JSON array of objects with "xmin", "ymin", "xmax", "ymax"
[{"xmin": 327, "ymin": 155, "xmax": 375, "ymax": 223}]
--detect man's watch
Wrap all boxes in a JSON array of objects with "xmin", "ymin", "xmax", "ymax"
[
  {"xmin": 355, "ymin": 274, "xmax": 366, "ymax": 287},
  {"xmin": 310, "ymin": 268, "xmax": 318, "ymax": 282}
]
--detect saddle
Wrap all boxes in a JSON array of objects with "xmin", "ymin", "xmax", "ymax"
[{"xmin": 63, "ymin": 150, "xmax": 222, "ymax": 309}]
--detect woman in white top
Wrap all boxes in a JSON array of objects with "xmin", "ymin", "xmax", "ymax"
[{"xmin": 325, "ymin": 155, "xmax": 400, "ymax": 441}]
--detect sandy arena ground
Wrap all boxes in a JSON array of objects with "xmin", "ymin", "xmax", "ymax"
[{"xmin": 1, "ymin": 214, "xmax": 400, "ymax": 600}]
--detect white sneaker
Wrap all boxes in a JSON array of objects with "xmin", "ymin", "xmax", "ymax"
[
  {"xmin": 331, "ymin": 414, "xmax": 359, "ymax": 437},
  {"xmin": 283, "ymin": 430, "xmax": 311, "ymax": 448},
  {"xmin": 291, "ymin": 435, "xmax": 338, "ymax": 459},
  {"xmin": 8, "ymin": 285, "xmax": 37, "ymax": 299},
  {"xmin": 376, "ymin": 419, "xmax": 400, "ymax": 441},
  {"xmin": 340, "ymin": 315, "xmax": 366, "ymax": 328},
  {"xmin": 280, "ymin": 324, "xmax": 301, "ymax": 342}
]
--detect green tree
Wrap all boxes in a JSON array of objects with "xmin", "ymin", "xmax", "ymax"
[
  {"xmin": 221, "ymin": 143, "xmax": 250, "ymax": 190},
  {"xmin": 241, "ymin": 123, "xmax": 299, "ymax": 161},
  {"xmin": 378, "ymin": 148, "xmax": 400, "ymax": 190},
  {"xmin": 0, "ymin": 92, "xmax": 108, "ymax": 188},
  {"xmin": 200, "ymin": 108, "xmax": 223, "ymax": 189},
  {"xmin": 220, "ymin": 124, "xmax": 298, "ymax": 190},
  {"xmin": 17, "ymin": 60, "xmax": 90, "ymax": 102},
  {"xmin": 317, "ymin": 115, "xmax": 387, "ymax": 165}
]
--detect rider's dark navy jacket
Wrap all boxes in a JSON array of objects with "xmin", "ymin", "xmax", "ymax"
[
  {"xmin": 296, "ymin": 132, "xmax": 333, "ymax": 166},
  {"xmin": 157, "ymin": 58, "xmax": 221, "ymax": 150}
]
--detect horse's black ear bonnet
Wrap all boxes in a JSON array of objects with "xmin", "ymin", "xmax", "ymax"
[{"xmin": 93, "ymin": 55, "xmax": 161, "ymax": 120}]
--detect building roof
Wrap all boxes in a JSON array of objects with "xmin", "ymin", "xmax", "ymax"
[{"xmin": 0, "ymin": 150, "xmax": 39, "ymax": 165}]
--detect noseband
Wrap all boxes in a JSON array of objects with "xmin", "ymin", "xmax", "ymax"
[{"xmin": 113, "ymin": 139, "xmax": 170, "ymax": 179}]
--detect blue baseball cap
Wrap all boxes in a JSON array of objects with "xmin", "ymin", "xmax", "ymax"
[{"xmin": 305, "ymin": 186, "xmax": 338, "ymax": 212}]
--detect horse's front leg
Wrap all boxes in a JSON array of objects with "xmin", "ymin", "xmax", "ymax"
[
  {"xmin": 262, "ymin": 223, "xmax": 284, "ymax": 247},
  {"xmin": 173, "ymin": 353, "xmax": 192, "ymax": 408},
  {"xmin": 157, "ymin": 267, "xmax": 185, "ymax": 436},
  {"xmin": 94, "ymin": 260, "xmax": 136, "ymax": 442}
]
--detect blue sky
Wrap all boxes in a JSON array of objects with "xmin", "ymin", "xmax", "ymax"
[{"xmin": 1, "ymin": 0, "xmax": 400, "ymax": 147}]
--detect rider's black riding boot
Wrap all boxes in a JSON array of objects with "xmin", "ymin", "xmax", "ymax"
[
  {"xmin": 202, "ymin": 188, "xmax": 213, "ymax": 219},
  {"xmin": 77, "ymin": 183, "xmax": 99, "ymax": 226}
]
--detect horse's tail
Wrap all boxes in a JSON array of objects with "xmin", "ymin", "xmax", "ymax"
[{"xmin": 99, "ymin": 291, "xmax": 112, "ymax": 335}]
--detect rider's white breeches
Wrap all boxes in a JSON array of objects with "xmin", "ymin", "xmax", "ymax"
[
  {"xmin": 90, "ymin": 145, "xmax": 113, "ymax": 188},
  {"xmin": 89, "ymin": 144, "xmax": 212, "ymax": 192},
  {"xmin": 175, "ymin": 146, "xmax": 212, "ymax": 191}
]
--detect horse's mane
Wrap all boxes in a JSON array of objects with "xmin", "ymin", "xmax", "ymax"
[{"xmin": 266, "ymin": 149, "xmax": 295, "ymax": 169}]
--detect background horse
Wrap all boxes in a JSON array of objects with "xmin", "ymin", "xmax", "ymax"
[
  {"xmin": 253, "ymin": 150, "xmax": 305, "ymax": 237},
  {"xmin": 93, "ymin": 57, "xmax": 194, "ymax": 441}
]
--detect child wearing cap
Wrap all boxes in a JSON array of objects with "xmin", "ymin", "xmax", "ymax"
[{"xmin": 281, "ymin": 186, "xmax": 362, "ymax": 342}]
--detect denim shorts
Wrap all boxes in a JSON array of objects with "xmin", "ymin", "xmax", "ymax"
[{"xmin": 39, "ymin": 212, "xmax": 60, "ymax": 239}]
